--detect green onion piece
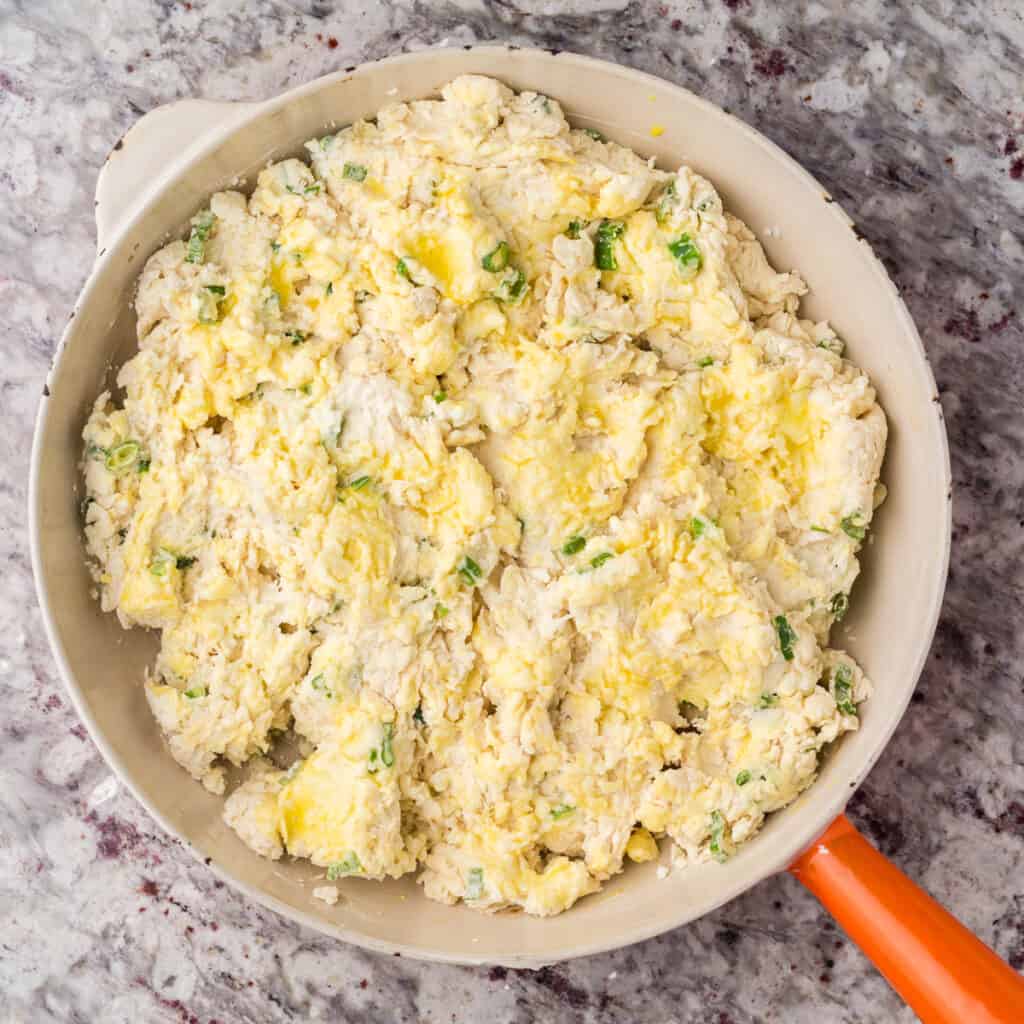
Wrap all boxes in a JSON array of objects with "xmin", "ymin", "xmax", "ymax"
[
  {"xmin": 689, "ymin": 516, "xmax": 707, "ymax": 539},
  {"xmin": 810, "ymin": 524, "xmax": 829, "ymax": 533},
  {"xmin": 434, "ymin": 603, "xmax": 449, "ymax": 619},
  {"xmin": 175, "ymin": 554, "xmax": 197, "ymax": 570},
  {"xmin": 195, "ymin": 288, "xmax": 224, "ymax": 325},
  {"xmin": 285, "ymin": 329, "xmax": 308, "ymax": 345},
  {"xmin": 841, "ymin": 513, "xmax": 867, "ymax": 541},
  {"xmin": 380, "ymin": 722, "xmax": 395, "ymax": 768},
  {"xmin": 551, "ymin": 804, "xmax": 576, "ymax": 820},
  {"xmin": 367, "ymin": 748, "xmax": 380, "ymax": 773},
  {"xmin": 204, "ymin": 284, "xmax": 226, "ymax": 296},
  {"xmin": 310, "ymin": 674, "xmax": 334, "ymax": 698},
  {"xmin": 396, "ymin": 258, "xmax": 412, "ymax": 281},
  {"xmin": 831, "ymin": 592, "xmax": 849, "ymax": 621},
  {"xmin": 326, "ymin": 281, "xmax": 334, "ymax": 296},
  {"xmin": 655, "ymin": 181, "xmax": 678, "ymax": 224},
  {"xmin": 185, "ymin": 211, "xmax": 214, "ymax": 264},
  {"xmin": 326, "ymin": 852, "xmax": 362, "ymax": 879},
  {"xmin": 304, "ymin": 182, "xmax": 322, "ymax": 195},
  {"xmin": 433, "ymin": 390, "xmax": 447, "ymax": 403},
  {"xmin": 481, "ymin": 241, "xmax": 510, "ymax": 273},
  {"xmin": 582, "ymin": 127, "xmax": 605, "ymax": 142},
  {"xmin": 413, "ymin": 705, "xmax": 426, "ymax": 726},
  {"xmin": 457, "ymin": 556, "xmax": 483, "ymax": 586},
  {"xmin": 183, "ymin": 687, "xmax": 207, "ymax": 699},
  {"xmin": 773, "ymin": 614, "xmax": 796, "ymax": 661},
  {"xmin": 668, "ymin": 233, "xmax": 703, "ymax": 279},
  {"xmin": 342, "ymin": 162, "xmax": 368, "ymax": 182},
  {"xmin": 833, "ymin": 664, "xmax": 857, "ymax": 715},
  {"xmin": 466, "ymin": 867, "xmax": 484, "ymax": 900},
  {"xmin": 709, "ymin": 810, "xmax": 728, "ymax": 863},
  {"xmin": 735, "ymin": 770, "xmax": 752, "ymax": 786},
  {"xmin": 566, "ymin": 219, "xmax": 586, "ymax": 239},
  {"xmin": 589, "ymin": 552, "xmax": 613, "ymax": 569},
  {"xmin": 105, "ymin": 440, "xmax": 144, "ymax": 476},
  {"xmin": 86, "ymin": 442, "xmax": 108, "ymax": 461},
  {"xmin": 562, "ymin": 535, "xmax": 586, "ymax": 556},
  {"xmin": 697, "ymin": 356, "xmax": 713, "ymax": 368},
  {"xmin": 492, "ymin": 266, "xmax": 527, "ymax": 304},
  {"xmin": 758, "ymin": 693, "xmax": 779, "ymax": 708},
  {"xmin": 348, "ymin": 475, "xmax": 371, "ymax": 491},
  {"xmin": 149, "ymin": 549, "xmax": 175, "ymax": 578},
  {"xmin": 594, "ymin": 219, "xmax": 625, "ymax": 271},
  {"xmin": 270, "ymin": 241, "xmax": 281, "ymax": 253}
]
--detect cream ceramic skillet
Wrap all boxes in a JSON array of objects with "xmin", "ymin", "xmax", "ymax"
[{"xmin": 30, "ymin": 44, "xmax": 1022, "ymax": 1021}]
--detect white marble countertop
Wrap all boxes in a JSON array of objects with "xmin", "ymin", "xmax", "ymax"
[{"xmin": 3, "ymin": 2, "xmax": 1023, "ymax": 1021}]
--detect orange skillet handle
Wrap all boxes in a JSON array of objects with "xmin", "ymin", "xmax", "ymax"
[{"xmin": 789, "ymin": 813, "xmax": 1024, "ymax": 1023}]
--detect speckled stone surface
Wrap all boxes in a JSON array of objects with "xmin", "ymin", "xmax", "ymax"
[{"xmin": 2, "ymin": 1, "xmax": 1023, "ymax": 1021}]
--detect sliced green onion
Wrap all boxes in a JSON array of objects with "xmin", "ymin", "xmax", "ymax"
[
  {"xmin": 342, "ymin": 163, "xmax": 367, "ymax": 182},
  {"xmin": 310, "ymin": 674, "xmax": 334, "ymax": 698},
  {"xmin": 481, "ymin": 241, "xmax": 510, "ymax": 273},
  {"xmin": 325, "ymin": 281, "xmax": 334, "ymax": 296},
  {"xmin": 457, "ymin": 556, "xmax": 483, "ymax": 586},
  {"xmin": 831, "ymin": 592, "xmax": 849, "ymax": 621},
  {"xmin": 204, "ymin": 284, "xmax": 226, "ymax": 296},
  {"xmin": 833, "ymin": 663, "xmax": 857, "ymax": 716},
  {"xmin": 105, "ymin": 440, "xmax": 145, "ymax": 476},
  {"xmin": 185, "ymin": 210, "xmax": 215, "ymax": 264},
  {"xmin": 396, "ymin": 258, "xmax": 412, "ymax": 282},
  {"xmin": 735, "ymin": 770, "xmax": 752, "ymax": 786},
  {"xmin": 183, "ymin": 686, "xmax": 207, "ymax": 699},
  {"xmin": 589, "ymin": 552, "xmax": 613, "ymax": 569},
  {"xmin": 175, "ymin": 554, "xmax": 197, "ymax": 570},
  {"xmin": 690, "ymin": 516, "xmax": 708, "ymax": 539},
  {"xmin": 668, "ymin": 233, "xmax": 702, "ymax": 279},
  {"xmin": 492, "ymin": 266, "xmax": 527, "ymax": 304},
  {"xmin": 758, "ymin": 693, "xmax": 779, "ymax": 708},
  {"xmin": 551, "ymin": 804, "xmax": 576, "ymax": 819},
  {"xmin": 85, "ymin": 442, "xmax": 108, "ymax": 461},
  {"xmin": 566, "ymin": 219, "xmax": 586, "ymax": 239},
  {"xmin": 326, "ymin": 852, "xmax": 362, "ymax": 879},
  {"xmin": 561, "ymin": 535, "xmax": 586, "ymax": 556},
  {"xmin": 149, "ymin": 549, "xmax": 176, "ymax": 578},
  {"xmin": 434, "ymin": 603, "xmax": 449, "ymax": 619},
  {"xmin": 773, "ymin": 614, "xmax": 796, "ymax": 661},
  {"xmin": 413, "ymin": 705, "xmax": 426, "ymax": 726},
  {"xmin": 582, "ymin": 127, "xmax": 605, "ymax": 142},
  {"xmin": 594, "ymin": 219, "xmax": 625, "ymax": 271},
  {"xmin": 709, "ymin": 810, "xmax": 728, "ymax": 863},
  {"xmin": 696, "ymin": 356, "xmax": 713, "ymax": 368},
  {"xmin": 655, "ymin": 180, "xmax": 678, "ymax": 224},
  {"xmin": 270, "ymin": 241, "xmax": 281, "ymax": 253},
  {"xmin": 380, "ymin": 722, "xmax": 395, "ymax": 767},
  {"xmin": 304, "ymin": 182, "xmax": 322, "ymax": 195},
  {"xmin": 285, "ymin": 329, "xmax": 308, "ymax": 345},
  {"xmin": 348, "ymin": 475, "xmax": 371, "ymax": 491},
  {"xmin": 841, "ymin": 513, "xmax": 867, "ymax": 541},
  {"xmin": 433, "ymin": 389, "xmax": 447, "ymax": 403},
  {"xmin": 196, "ymin": 288, "xmax": 224, "ymax": 325},
  {"xmin": 466, "ymin": 867, "xmax": 484, "ymax": 900}
]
